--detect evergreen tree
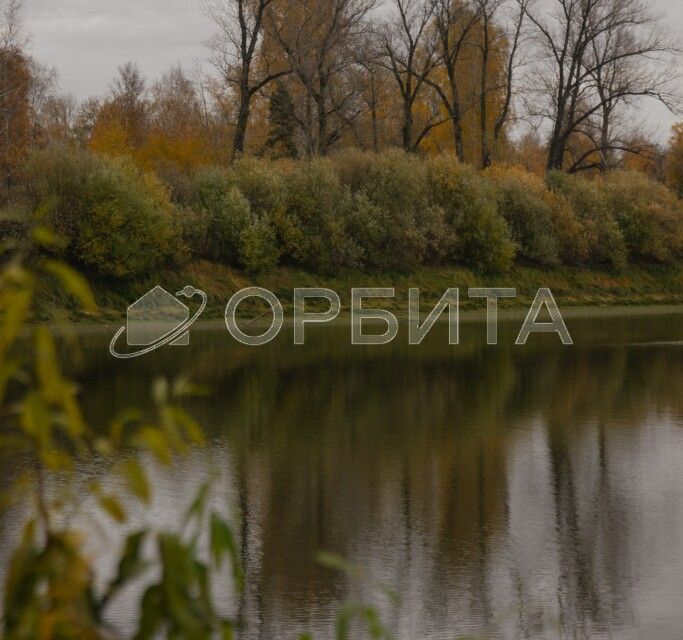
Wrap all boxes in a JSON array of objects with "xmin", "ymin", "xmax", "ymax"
[{"xmin": 264, "ymin": 81, "xmax": 298, "ymax": 159}]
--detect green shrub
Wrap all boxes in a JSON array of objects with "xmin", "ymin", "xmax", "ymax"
[
  {"xmin": 485, "ymin": 164, "xmax": 588, "ymax": 266},
  {"xmin": 547, "ymin": 171, "xmax": 627, "ymax": 269},
  {"xmin": 230, "ymin": 156, "xmax": 289, "ymax": 217},
  {"xmin": 239, "ymin": 215, "xmax": 281, "ymax": 273},
  {"xmin": 276, "ymin": 158, "xmax": 362, "ymax": 272},
  {"xmin": 189, "ymin": 167, "xmax": 252, "ymax": 264},
  {"xmin": 26, "ymin": 144, "xmax": 176, "ymax": 279},
  {"xmin": 600, "ymin": 171, "xmax": 683, "ymax": 264},
  {"xmin": 0, "ymin": 204, "xmax": 29, "ymax": 244},
  {"xmin": 426, "ymin": 155, "xmax": 515, "ymax": 272},
  {"xmin": 485, "ymin": 164, "xmax": 560, "ymax": 265},
  {"xmin": 334, "ymin": 149, "xmax": 454, "ymax": 271}
]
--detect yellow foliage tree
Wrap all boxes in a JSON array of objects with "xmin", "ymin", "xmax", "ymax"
[
  {"xmin": 0, "ymin": 46, "xmax": 32, "ymax": 188},
  {"xmin": 666, "ymin": 122, "xmax": 683, "ymax": 198}
]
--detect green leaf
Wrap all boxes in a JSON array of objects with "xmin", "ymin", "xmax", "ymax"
[
  {"xmin": 109, "ymin": 408, "xmax": 144, "ymax": 447},
  {"xmin": 210, "ymin": 513, "xmax": 244, "ymax": 593},
  {"xmin": 20, "ymin": 392, "xmax": 52, "ymax": 446},
  {"xmin": 31, "ymin": 226, "xmax": 59, "ymax": 247},
  {"xmin": 316, "ymin": 551, "xmax": 353, "ymax": 574},
  {"xmin": 167, "ymin": 406, "xmax": 205, "ymax": 446},
  {"xmin": 40, "ymin": 448, "xmax": 74, "ymax": 472},
  {"xmin": 34, "ymin": 326, "xmax": 65, "ymax": 403},
  {"xmin": 183, "ymin": 482, "xmax": 210, "ymax": 532},
  {"xmin": 221, "ymin": 621, "xmax": 236, "ymax": 640},
  {"xmin": 134, "ymin": 584, "xmax": 164, "ymax": 640},
  {"xmin": 102, "ymin": 531, "xmax": 149, "ymax": 611}
]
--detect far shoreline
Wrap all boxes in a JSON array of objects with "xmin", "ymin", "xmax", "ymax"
[
  {"xmin": 44, "ymin": 303, "xmax": 683, "ymax": 336},
  {"xmin": 32, "ymin": 261, "xmax": 683, "ymax": 330}
]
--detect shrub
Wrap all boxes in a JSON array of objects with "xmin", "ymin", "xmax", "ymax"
[
  {"xmin": 277, "ymin": 158, "xmax": 362, "ymax": 272},
  {"xmin": 26, "ymin": 145, "xmax": 176, "ymax": 279},
  {"xmin": 485, "ymin": 164, "xmax": 560, "ymax": 265},
  {"xmin": 599, "ymin": 171, "xmax": 683, "ymax": 264},
  {"xmin": 239, "ymin": 215, "xmax": 281, "ymax": 273},
  {"xmin": 188, "ymin": 167, "xmax": 252, "ymax": 264},
  {"xmin": 426, "ymin": 155, "xmax": 515, "ymax": 272},
  {"xmin": 0, "ymin": 204, "xmax": 29, "ymax": 244},
  {"xmin": 230, "ymin": 156, "xmax": 289, "ymax": 217},
  {"xmin": 334, "ymin": 149, "xmax": 455, "ymax": 271},
  {"xmin": 546, "ymin": 171, "xmax": 627, "ymax": 269},
  {"xmin": 485, "ymin": 164, "xmax": 588, "ymax": 266}
]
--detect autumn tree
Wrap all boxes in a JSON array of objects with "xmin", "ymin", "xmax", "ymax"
[
  {"xmin": 90, "ymin": 62, "xmax": 148, "ymax": 158},
  {"xmin": 0, "ymin": 0, "xmax": 30, "ymax": 190},
  {"xmin": 0, "ymin": 47, "xmax": 30, "ymax": 188},
  {"xmin": 207, "ymin": 0, "xmax": 289, "ymax": 162},
  {"xmin": 142, "ymin": 65, "xmax": 217, "ymax": 171},
  {"xmin": 427, "ymin": 0, "xmax": 481, "ymax": 160},
  {"xmin": 37, "ymin": 94, "xmax": 78, "ymax": 142},
  {"xmin": 666, "ymin": 122, "xmax": 683, "ymax": 197},
  {"xmin": 267, "ymin": 0, "xmax": 376, "ymax": 155}
]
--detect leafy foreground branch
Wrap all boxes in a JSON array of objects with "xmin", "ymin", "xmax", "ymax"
[{"xmin": 0, "ymin": 233, "xmax": 398, "ymax": 639}]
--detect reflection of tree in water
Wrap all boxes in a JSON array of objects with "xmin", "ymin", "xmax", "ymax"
[{"xmin": 50, "ymin": 316, "xmax": 683, "ymax": 639}]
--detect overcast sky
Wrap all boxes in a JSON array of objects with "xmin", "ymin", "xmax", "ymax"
[{"xmin": 22, "ymin": 0, "xmax": 683, "ymax": 141}]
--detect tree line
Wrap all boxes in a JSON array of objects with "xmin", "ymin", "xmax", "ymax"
[{"xmin": 0, "ymin": 0, "xmax": 681, "ymax": 187}]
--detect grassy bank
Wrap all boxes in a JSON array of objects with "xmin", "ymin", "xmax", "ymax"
[{"xmin": 37, "ymin": 261, "xmax": 683, "ymax": 322}]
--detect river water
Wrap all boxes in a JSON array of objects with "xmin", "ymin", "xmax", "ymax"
[{"xmin": 1, "ymin": 311, "xmax": 682, "ymax": 639}]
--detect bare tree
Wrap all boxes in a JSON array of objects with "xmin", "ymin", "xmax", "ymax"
[
  {"xmin": 354, "ymin": 36, "xmax": 386, "ymax": 151},
  {"xmin": 471, "ymin": 0, "xmax": 526, "ymax": 167},
  {"xmin": 380, "ymin": 0, "xmax": 442, "ymax": 152},
  {"xmin": 522, "ymin": 0, "xmax": 680, "ymax": 172},
  {"xmin": 0, "ymin": 0, "xmax": 24, "ymax": 49},
  {"xmin": 207, "ymin": 0, "xmax": 289, "ymax": 161},
  {"xmin": 109, "ymin": 62, "xmax": 148, "ymax": 147},
  {"xmin": 268, "ymin": 0, "xmax": 376, "ymax": 155}
]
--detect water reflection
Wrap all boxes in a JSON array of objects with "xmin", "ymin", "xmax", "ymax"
[{"xmin": 3, "ymin": 313, "xmax": 683, "ymax": 639}]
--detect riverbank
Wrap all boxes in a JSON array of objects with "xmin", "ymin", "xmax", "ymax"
[{"xmin": 36, "ymin": 261, "xmax": 683, "ymax": 322}]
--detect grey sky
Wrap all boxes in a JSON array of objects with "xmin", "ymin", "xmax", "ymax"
[{"xmin": 23, "ymin": 0, "xmax": 683, "ymax": 141}]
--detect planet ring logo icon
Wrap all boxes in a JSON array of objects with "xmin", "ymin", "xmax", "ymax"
[{"xmin": 109, "ymin": 285, "xmax": 207, "ymax": 359}]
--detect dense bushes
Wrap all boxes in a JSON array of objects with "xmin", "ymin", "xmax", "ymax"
[
  {"xmin": 487, "ymin": 165, "xmax": 559, "ymax": 264},
  {"xmin": 25, "ymin": 145, "xmax": 177, "ymax": 278},
  {"xmin": 599, "ymin": 171, "xmax": 683, "ymax": 264},
  {"xmin": 334, "ymin": 150, "xmax": 455, "ymax": 271},
  {"xmin": 426, "ymin": 156, "xmax": 514, "ymax": 272},
  {"xmin": 546, "ymin": 171, "xmax": 628, "ymax": 269},
  {"xmin": 8, "ymin": 145, "xmax": 682, "ymax": 279}
]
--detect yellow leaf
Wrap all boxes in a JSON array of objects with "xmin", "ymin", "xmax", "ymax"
[
  {"xmin": 121, "ymin": 459, "xmax": 151, "ymax": 504},
  {"xmin": 98, "ymin": 494, "xmax": 127, "ymax": 523}
]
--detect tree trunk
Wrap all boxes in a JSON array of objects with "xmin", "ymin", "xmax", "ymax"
[
  {"xmin": 480, "ymin": 22, "xmax": 491, "ymax": 169},
  {"xmin": 370, "ymin": 75, "xmax": 379, "ymax": 152},
  {"xmin": 316, "ymin": 95, "xmax": 328, "ymax": 155},
  {"xmin": 402, "ymin": 100, "xmax": 413, "ymax": 151},
  {"xmin": 448, "ymin": 72, "xmax": 465, "ymax": 162},
  {"xmin": 452, "ymin": 105, "xmax": 465, "ymax": 162},
  {"xmin": 231, "ymin": 83, "xmax": 251, "ymax": 163}
]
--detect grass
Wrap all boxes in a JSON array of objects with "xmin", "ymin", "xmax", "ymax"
[{"xmin": 35, "ymin": 261, "xmax": 683, "ymax": 322}]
